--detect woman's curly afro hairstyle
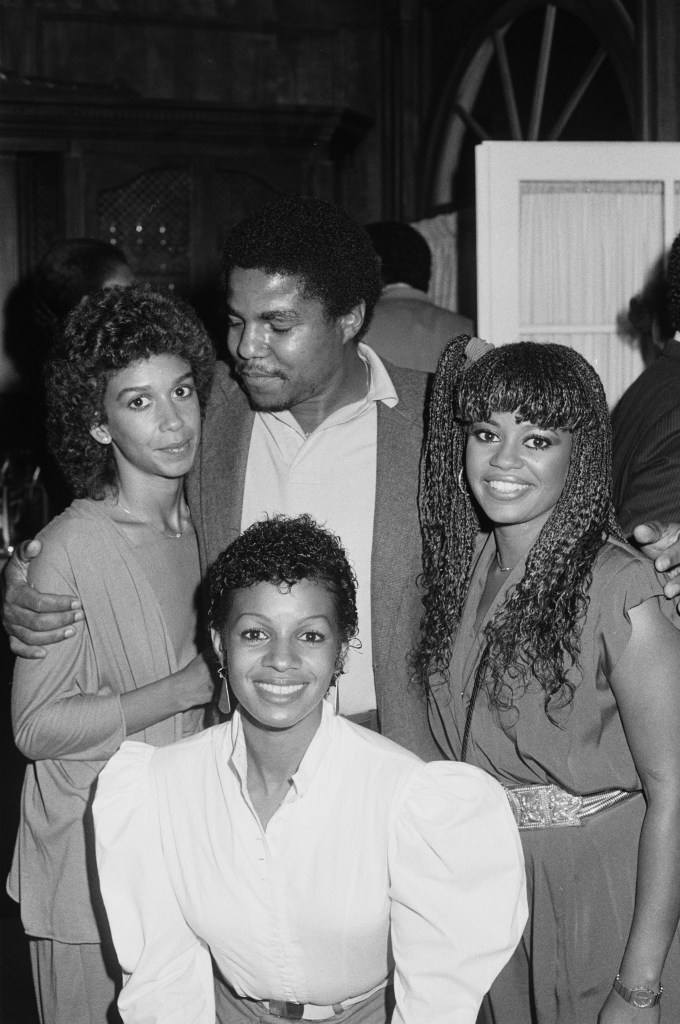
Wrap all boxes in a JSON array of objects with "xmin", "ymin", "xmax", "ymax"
[
  {"xmin": 414, "ymin": 337, "xmax": 623, "ymax": 725},
  {"xmin": 208, "ymin": 514, "xmax": 359, "ymax": 650},
  {"xmin": 221, "ymin": 195, "xmax": 382, "ymax": 341},
  {"xmin": 46, "ymin": 284, "xmax": 216, "ymax": 499}
]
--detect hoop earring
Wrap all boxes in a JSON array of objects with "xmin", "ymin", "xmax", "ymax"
[
  {"xmin": 217, "ymin": 664, "xmax": 232, "ymax": 716},
  {"xmin": 457, "ymin": 467, "xmax": 466, "ymax": 494}
]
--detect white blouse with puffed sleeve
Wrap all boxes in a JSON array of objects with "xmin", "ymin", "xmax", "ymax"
[{"xmin": 94, "ymin": 702, "xmax": 526, "ymax": 1024}]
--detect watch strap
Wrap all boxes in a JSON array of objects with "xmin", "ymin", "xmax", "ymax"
[{"xmin": 613, "ymin": 974, "xmax": 663, "ymax": 1007}]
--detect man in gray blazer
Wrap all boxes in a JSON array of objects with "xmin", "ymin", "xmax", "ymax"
[{"xmin": 4, "ymin": 196, "xmax": 440, "ymax": 760}]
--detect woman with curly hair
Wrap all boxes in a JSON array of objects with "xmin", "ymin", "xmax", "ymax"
[
  {"xmin": 93, "ymin": 513, "xmax": 526, "ymax": 1024},
  {"xmin": 8, "ymin": 285, "xmax": 217, "ymax": 1024},
  {"xmin": 414, "ymin": 337, "xmax": 680, "ymax": 1023}
]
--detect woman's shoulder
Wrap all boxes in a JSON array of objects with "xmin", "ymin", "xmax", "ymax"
[
  {"xmin": 588, "ymin": 536, "xmax": 671, "ymax": 629},
  {"xmin": 330, "ymin": 718, "xmax": 508, "ymax": 815},
  {"xmin": 95, "ymin": 740, "xmax": 156, "ymax": 828},
  {"xmin": 592, "ymin": 536, "xmax": 664, "ymax": 592},
  {"xmin": 336, "ymin": 715, "xmax": 424, "ymax": 769},
  {"xmin": 408, "ymin": 759, "xmax": 510, "ymax": 805},
  {"xmin": 99, "ymin": 728, "xmax": 223, "ymax": 800},
  {"xmin": 145, "ymin": 724, "xmax": 232, "ymax": 790},
  {"xmin": 391, "ymin": 759, "xmax": 519, "ymax": 841},
  {"xmin": 27, "ymin": 499, "xmax": 115, "ymax": 586},
  {"xmin": 36, "ymin": 498, "xmax": 112, "ymax": 548}
]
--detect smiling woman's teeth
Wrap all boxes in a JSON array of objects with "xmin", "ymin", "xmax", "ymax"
[
  {"xmin": 488, "ymin": 480, "xmax": 529, "ymax": 494},
  {"xmin": 257, "ymin": 682, "xmax": 304, "ymax": 695}
]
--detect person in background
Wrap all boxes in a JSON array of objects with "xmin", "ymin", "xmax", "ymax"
[
  {"xmin": 32, "ymin": 237, "xmax": 135, "ymax": 353},
  {"xmin": 415, "ymin": 337, "xmax": 680, "ymax": 1023},
  {"xmin": 612, "ymin": 232, "xmax": 680, "ymax": 537},
  {"xmin": 8, "ymin": 285, "xmax": 216, "ymax": 1024},
  {"xmin": 362, "ymin": 220, "xmax": 473, "ymax": 373},
  {"xmin": 94, "ymin": 513, "xmax": 527, "ymax": 1024},
  {"xmin": 3, "ymin": 196, "xmax": 439, "ymax": 760}
]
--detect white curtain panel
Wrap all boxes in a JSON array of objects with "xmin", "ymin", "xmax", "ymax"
[
  {"xmin": 412, "ymin": 212, "xmax": 460, "ymax": 312},
  {"xmin": 519, "ymin": 181, "xmax": 664, "ymax": 408}
]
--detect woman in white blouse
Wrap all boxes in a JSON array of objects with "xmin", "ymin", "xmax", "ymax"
[{"xmin": 94, "ymin": 514, "xmax": 527, "ymax": 1024}]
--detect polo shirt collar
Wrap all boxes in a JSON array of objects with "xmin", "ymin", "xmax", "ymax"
[
  {"xmin": 358, "ymin": 342, "xmax": 398, "ymax": 409},
  {"xmin": 258, "ymin": 342, "xmax": 398, "ymax": 438}
]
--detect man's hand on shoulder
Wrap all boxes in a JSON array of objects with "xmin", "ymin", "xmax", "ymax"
[
  {"xmin": 633, "ymin": 521, "xmax": 680, "ymax": 600},
  {"xmin": 2, "ymin": 539, "xmax": 83, "ymax": 659}
]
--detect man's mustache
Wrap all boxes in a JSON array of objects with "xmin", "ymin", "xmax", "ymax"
[{"xmin": 235, "ymin": 362, "xmax": 285, "ymax": 379}]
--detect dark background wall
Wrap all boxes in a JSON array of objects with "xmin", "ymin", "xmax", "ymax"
[
  {"xmin": 0, "ymin": 0, "xmax": 392, "ymax": 221},
  {"xmin": 2, "ymin": 1, "xmax": 679, "ymax": 223},
  {"xmin": 1, "ymin": 0, "xmax": 677, "ymax": 345}
]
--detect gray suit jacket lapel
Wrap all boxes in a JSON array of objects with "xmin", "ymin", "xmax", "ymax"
[
  {"xmin": 188, "ymin": 363, "xmax": 254, "ymax": 571},
  {"xmin": 371, "ymin": 363, "xmax": 427, "ymax": 673}
]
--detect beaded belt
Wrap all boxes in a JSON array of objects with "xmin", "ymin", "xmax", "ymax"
[
  {"xmin": 505, "ymin": 783, "xmax": 635, "ymax": 829},
  {"xmin": 264, "ymin": 981, "xmax": 388, "ymax": 1020}
]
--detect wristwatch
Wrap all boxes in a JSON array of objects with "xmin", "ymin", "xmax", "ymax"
[{"xmin": 613, "ymin": 974, "xmax": 663, "ymax": 1008}]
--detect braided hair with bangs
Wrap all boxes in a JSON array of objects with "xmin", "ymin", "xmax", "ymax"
[{"xmin": 414, "ymin": 337, "xmax": 624, "ymax": 725}]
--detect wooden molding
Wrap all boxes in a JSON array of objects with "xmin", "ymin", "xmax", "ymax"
[{"xmin": 0, "ymin": 75, "xmax": 372, "ymax": 154}]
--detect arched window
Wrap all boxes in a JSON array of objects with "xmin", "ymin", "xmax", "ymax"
[
  {"xmin": 425, "ymin": 1, "xmax": 636, "ymax": 211},
  {"xmin": 421, "ymin": 1, "xmax": 637, "ymax": 324}
]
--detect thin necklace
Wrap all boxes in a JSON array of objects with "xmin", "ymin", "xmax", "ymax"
[
  {"xmin": 116, "ymin": 499, "xmax": 188, "ymax": 539},
  {"xmin": 495, "ymin": 549, "xmax": 513, "ymax": 573}
]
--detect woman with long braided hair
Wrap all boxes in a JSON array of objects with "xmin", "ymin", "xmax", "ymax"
[{"xmin": 414, "ymin": 336, "xmax": 680, "ymax": 1024}]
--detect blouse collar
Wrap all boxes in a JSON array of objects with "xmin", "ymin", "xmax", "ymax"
[{"xmin": 227, "ymin": 700, "xmax": 338, "ymax": 800}]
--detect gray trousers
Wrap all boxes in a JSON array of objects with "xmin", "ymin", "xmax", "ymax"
[
  {"xmin": 215, "ymin": 980, "xmax": 394, "ymax": 1024},
  {"xmin": 29, "ymin": 938, "xmax": 122, "ymax": 1024}
]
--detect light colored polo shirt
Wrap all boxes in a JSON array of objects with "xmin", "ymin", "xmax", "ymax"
[{"xmin": 241, "ymin": 343, "xmax": 397, "ymax": 715}]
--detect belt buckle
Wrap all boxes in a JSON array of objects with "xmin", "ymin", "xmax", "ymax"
[
  {"xmin": 506, "ymin": 783, "xmax": 582, "ymax": 829},
  {"xmin": 269, "ymin": 1001, "xmax": 305, "ymax": 1020}
]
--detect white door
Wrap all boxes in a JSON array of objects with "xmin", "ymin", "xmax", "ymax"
[{"xmin": 476, "ymin": 141, "xmax": 680, "ymax": 407}]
